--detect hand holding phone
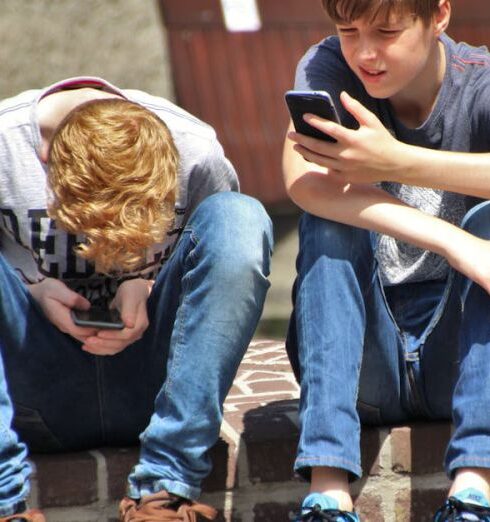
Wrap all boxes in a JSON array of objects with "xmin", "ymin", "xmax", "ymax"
[
  {"xmin": 71, "ymin": 307, "xmax": 124, "ymax": 330},
  {"xmin": 285, "ymin": 90, "xmax": 340, "ymax": 142}
]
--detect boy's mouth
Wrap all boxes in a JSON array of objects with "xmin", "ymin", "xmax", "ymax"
[{"xmin": 359, "ymin": 66, "xmax": 387, "ymax": 82}]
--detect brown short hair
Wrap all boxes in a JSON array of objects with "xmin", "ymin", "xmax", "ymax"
[
  {"xmin": 321, "ymin": 0, "xmax": 441, "ymax": 24},
  {"xmin": 47, "ymin": 98, "xmax": 179, "ymax": 274}
]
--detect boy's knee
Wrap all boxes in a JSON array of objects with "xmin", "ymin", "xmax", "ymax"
[
  {"xmin": 202, "ymin": 192, "xmax": 271, "ymax": 228},
  {"xmin": 299, "ymin": 213, "xmax": 371, "ymax": 261},
  {"xmin": 191, "ymin": 192, "xmax": 273, "ymax": 276},
  {"xmin": 194, "ymin": 192, "xmax": 272, "ymax": 247}
]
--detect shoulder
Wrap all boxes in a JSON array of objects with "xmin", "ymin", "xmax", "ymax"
[
  {"xmin": 442, "ymin": 35, "xmax": 490, "ymax": 133},
  {"xmin": 445, "ymin": 34, "xmax": 490, "ymax": 68},
  {"xmin": 296, "ymin": 36, "xmax": 347, "ymax": 79},
  {"xmin": 444, "ymin": 34, "xmax": 490, "ymax": 87},
  {"xmin": 0, "ymin": 89, "xmax": 42, "ymax": 162},
  {"xmin": 0, "ymin": 89, "xmax": 39, "ymax": 130},
  {"xmin": 124, "ymin": 88, "xmax": 236, "ymax": 183},
  {"xmin": 299, "ymin": 35, "xmax": 343, "ymax": 63},
  {"xmin": 125, "ymin": 89, "xmax": 224, "ymax": 161},
  {"xmin": 295, "ymin": 35, "xmax": 362, "ymax": 95},
  {"xmin": 124, "ymin": 89, "xmax": 217, "ymax": 141}
]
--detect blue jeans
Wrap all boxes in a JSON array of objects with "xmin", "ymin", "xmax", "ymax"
[
  {"xmin": 286, "ymin": 200, "xmax": 490, "ymax": 481},
  {"xmin": 0, "ymin": 192, "xmax": 272, "ymax": 515}
]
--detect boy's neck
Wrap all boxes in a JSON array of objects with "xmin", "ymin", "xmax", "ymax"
[
  {"xmin": 37, "ymin": 88, "xmax": 122, "ymax": 162},
  {"xmin": 389, "ymin": 39, "xmax": 446, "ymax": 128}
]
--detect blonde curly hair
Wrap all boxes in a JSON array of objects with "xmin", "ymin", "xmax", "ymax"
[{"xmin": 47, "ymin": 98, "xmax": 179, "ymax": 274}]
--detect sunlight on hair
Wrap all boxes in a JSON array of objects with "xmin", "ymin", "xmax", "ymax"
[
  {"xmin": 47, "ymin": 98, "xmax": 179, "ymax": 274},
  {"xmin": 321, "ymin": 0, "xmax": 440, "ymax": 24}
]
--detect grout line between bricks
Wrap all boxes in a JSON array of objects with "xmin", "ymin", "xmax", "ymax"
[
  {"xmin": 27, "ymin": 460, "xmax": 39, "ymax": 511},
  {"xmin": 409, "ymin": 471, "xmax": 451, "ymax": 490},
  {"xmin": 379, "ymin": 428, "xmax": 396, "ymax": 522},
  {"xmin": 43, "ymin": 503, "xmax": 116, "ymax": 522},
  {"xmin": 222, "ymin": 490, "xmax": 235, "ymax": 522},
  {"xmin": 202, "ymin": 480, "xmax": 309, "ymax": 522},
  {"xmin": 220, "ymin": 418, "xmax": 240, "ymax": 447},
  {"xmin": 236, "ymin": 436, "xmax": 252, "ymax": 489},
  {"xmin": 378, "ymin": 428, "xmax": 392, "ymax": 472},
  {"xmin": 89, "ymin": 449, "xmax": 109, "ymax": 504}
]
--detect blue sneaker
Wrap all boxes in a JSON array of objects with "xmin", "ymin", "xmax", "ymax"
[
  {"xmin": 433, "ymin": 488, "xmax": 490, "ymax": 521},
  {"xmin": 294, "ymin": 493, "xmax": 360, "ymax": 521}
]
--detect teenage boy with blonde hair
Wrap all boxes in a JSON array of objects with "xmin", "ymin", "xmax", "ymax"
[
  {"xmin": 283, "ymin": 0, "xmax": 490, "ymax": 520},
  {"xmin": 0, "ymin": 77, "xmax": 272, "ymax": 521}
]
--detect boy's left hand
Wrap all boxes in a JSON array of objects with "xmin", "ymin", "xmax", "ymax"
[
  {"xmin": 81, "ymin": 278, "xmax": 154, "ymax": 356},
  {"xmin": 288, "ymin": 91, "xmax": 408, "ymax": 184}
]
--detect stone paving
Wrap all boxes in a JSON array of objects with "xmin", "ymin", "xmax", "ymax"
[
  {"xmin": 203, "ymin": 339, "xmax": 302, "ymax": 493},
  {"xmin": 223, "ymin": 339, "xmax": 300, "ymax": 440}
]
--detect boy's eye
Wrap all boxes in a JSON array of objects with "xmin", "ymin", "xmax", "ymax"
[
  {"xmin": 378, "ymin": 28, "xmax": 402, "ymax": 36},
  {"xmin": 337, "ymin": 28, "xmax": 357, "ymax": 36}
]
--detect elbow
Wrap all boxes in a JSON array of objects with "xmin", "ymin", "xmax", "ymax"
[
  {"xmin": 282, "ymin": 162, "xmax": 317, "ymax": 211},
  {"xmin": 283, "ymin": 169, "xmax": 352, "ymax": 217},
  {"xmin": 285, "ymin": 178, "xmax": 311, "ymax": 210}
]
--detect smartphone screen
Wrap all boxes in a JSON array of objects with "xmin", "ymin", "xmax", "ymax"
[
  {"xmin": 285, "ymin": 90, "xmax": 340, "ymax": 142},
  {"xmin": 71, "ymin": 307, "xmax": 125, "ymax": 330}
]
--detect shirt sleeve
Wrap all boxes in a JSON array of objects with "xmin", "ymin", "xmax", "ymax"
[{"xmin": 471, "ymin": 78, "xmax": 490, "ymax": 152}]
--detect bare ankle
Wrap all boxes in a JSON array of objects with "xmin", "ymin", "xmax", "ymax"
[
  {"xmin": 450, "ymin": 468, "xmax": 490, "ymax": 500},
  {"xmin": 310, "ymin": 467, "xmax": 353, "ymax": 511}
]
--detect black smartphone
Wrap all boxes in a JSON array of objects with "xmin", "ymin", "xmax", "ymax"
[
  {"xmin": 285, "ymin": 90, "xmax": 340, "ymax": 142},
  {"xmin": 71, "ymin": 307, "xmax": 125, "ymax": 330}
]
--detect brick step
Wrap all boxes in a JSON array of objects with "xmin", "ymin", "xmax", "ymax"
[{"xmin": 27, "ymin": 341, "xmax": 452, "ymax": 521}]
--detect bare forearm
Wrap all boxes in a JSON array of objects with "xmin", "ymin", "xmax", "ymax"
[
  {"xmin": 284, "ymin": 135, "xmax": 450, "ymax": 254},
  {"xmin": 388, "ymin": 142, "xmax": 490, "ymax": 199},
  {"xmin": 288, "ymin": 167, "xmax": 467, "ymax": 258}
]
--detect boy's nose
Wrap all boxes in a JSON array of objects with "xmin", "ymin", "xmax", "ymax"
[
  {"xmin": 357, "ymin": 39, "xmax": 378, "ymax": 61},
  {"xmin": 358, "ymin": 47, "xmax": 378, "ymax": 61}
]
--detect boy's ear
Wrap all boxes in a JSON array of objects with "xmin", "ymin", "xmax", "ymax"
[
  {"xmin": 433, "ymin": 0, "xmax": 451, "ymax": 36},
  {"xmin": 38, "ymin": 141, "xmax": 50, "ymax": 164}
]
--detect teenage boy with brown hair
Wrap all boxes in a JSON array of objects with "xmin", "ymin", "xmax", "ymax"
[
  {"xmin": 0, "ymin": 77, "xmax": 272, "ymax": 521},
  {"xmin": 283, "ymin": 0, "xmax": 490, "ymax": 520}
]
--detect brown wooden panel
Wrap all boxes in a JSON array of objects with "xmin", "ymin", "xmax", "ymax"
[
  {"xmin": 447, "ymin": 0, "xmax": 490, "ymax": 46},
  {"xmin": 160, "ymin": 0, "xmax": 331, "ymax": 204},
  {"xmin": 160, "ymin": 0, "xmax": 332, "ymax": 28},
  {"xmin": 451, "ymin": 0, "xmax": 490, "ymax": 23},
  {"xmin": 448, "ymin": 27, "xmax": 490, "ymax": 49}
]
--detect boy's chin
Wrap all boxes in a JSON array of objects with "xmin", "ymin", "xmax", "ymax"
[{"xmin": 362, "ymin": 83, "xmax": 396, "ymax": 100}]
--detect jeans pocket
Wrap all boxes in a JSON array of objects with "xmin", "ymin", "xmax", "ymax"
[
  {"xmin": 357, "ymin": 399, "xmax": 383, "ymax": 425},
  {"xmin": 13, "ymin": 403, "xmax": 63, "ymax": 452}
]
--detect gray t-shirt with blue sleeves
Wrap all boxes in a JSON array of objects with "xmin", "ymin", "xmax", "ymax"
[
  {"xmin": 0, "ymin": 77, "xmax": 239, "ymax": 302},
  {"xmin": 295, "ymin": 33, "xmax": 490, "ymax": 285}
]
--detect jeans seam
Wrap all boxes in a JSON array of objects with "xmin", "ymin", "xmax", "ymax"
[
  {"xmin": 95, "ymin": 358, "xmax": 107, "ymax": 444},
  {"xmin": 418, "ymin": 270, "xmax": 455, "ymax": 347},
  {"xmin": 162, "ymin": 231, "xmax": 198, "ymax": 400},
  {"xmin": 296, "ymin": 455, "xmax": 358, "ymax": 465},
  {"xmin": 350, "ymin": 239, "xmax": 363, "ymax": 468},
  {"xmin": 449, "ymin": 456, "xmax": 490, "ymax": 475},
  {"xmin": 451, "ymin": 456, "xmax": 490, "ymax": 463},
  {"xmin": 300, "ymin": 282, "xmax": 312, "ymax": 452},
  {"xmin": 295, "ymin": 455, "xmax": 362, "ymax": 477}
]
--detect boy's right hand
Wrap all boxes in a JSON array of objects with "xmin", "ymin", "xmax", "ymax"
[{"xmin": 28, "ymin": 278, "xmax": 98, "ymax": 343}]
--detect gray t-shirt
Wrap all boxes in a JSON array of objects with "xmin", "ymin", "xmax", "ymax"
[
  {"xmin": 295, "ymin": 33, "xmax": 490, "ymax": 285},
  {"xmin": 0, "ymin": 77, "xmax": 239, "ymax": 302}
]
